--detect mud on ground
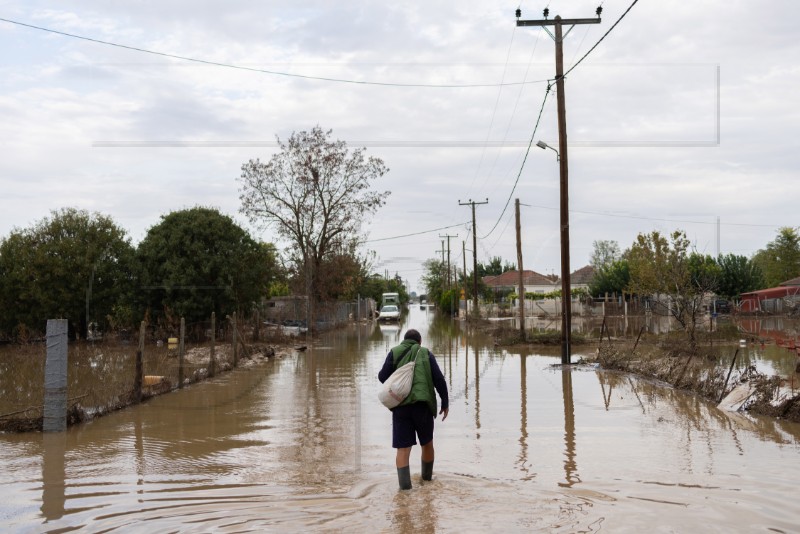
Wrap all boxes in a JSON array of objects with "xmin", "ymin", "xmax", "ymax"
[
  {"xmin": 483, "ymin": 317, "xmax": 800, "ymax": 424},
  {"xmin": 592, "ymin": 341, "xmax": 800, "ymax": 424}
]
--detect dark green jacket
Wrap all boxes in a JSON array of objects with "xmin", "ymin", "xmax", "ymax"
[{"xmin": 391, "ymin": 339, "xmax": 437, "ymax": 416}]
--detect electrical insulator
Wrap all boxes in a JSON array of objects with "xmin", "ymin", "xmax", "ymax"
[
  {"xmin": 543, "ymin": 7, "xmax": 549, "ymax": 18},
  {"xmin": 515, "ymin": 8, "xmax": 521, "ymax": 18},
  {"xmin": 596, "ymin": 6, "xmax": 603, "ymax": 16}
]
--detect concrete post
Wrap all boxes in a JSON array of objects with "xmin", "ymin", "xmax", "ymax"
[{"xmin": 43, "ymin": 319, "xmax": 68, "ymax": 432}]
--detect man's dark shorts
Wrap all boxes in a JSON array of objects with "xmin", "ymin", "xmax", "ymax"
[{"xmin": 392, "ymin": 402, "xmax": 434, "ymax": 448}]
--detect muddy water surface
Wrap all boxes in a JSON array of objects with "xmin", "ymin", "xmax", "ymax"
[{"xmin": 2, "ymin": 307, "xmax": 799, "ymax": 532}]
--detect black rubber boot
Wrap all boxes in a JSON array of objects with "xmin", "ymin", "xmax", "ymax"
[
  {"xmin": 421, "ymin": 460, "xmax": 434, "ymax": 481},
  {"xmin": 397, "ymin": 466, "xmax": 412, "ymax": 490}
]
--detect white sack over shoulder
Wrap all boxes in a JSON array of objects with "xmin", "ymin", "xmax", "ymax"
[{"xmin": 378, "ymin": 360, "xmax": 416, "ymax": 409}]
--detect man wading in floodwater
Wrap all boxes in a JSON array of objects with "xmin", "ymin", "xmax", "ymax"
[{"xmin": 378, "ymin": 329, "xmax": 449, "ymax": 490}]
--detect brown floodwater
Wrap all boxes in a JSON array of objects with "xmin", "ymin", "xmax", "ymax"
[{"xmin": 2, "ymin": 307, "xmax": 799, "ymax": 532}]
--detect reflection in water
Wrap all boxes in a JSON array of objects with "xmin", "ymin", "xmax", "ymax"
[
  {"xmin": 599, "ymin": 372, "xmax": 613, "ymax": 411},
  {"xmin": 560, "ymin": 368, "xmax": 579, "ymax": 488},
  {"xmin": 517, "ymin": 355, "xmax": 530, "ymax": 478},
  {"xmin": 390, "ymin": 485, "xmax": 439, "ymax": 533},
  {"xmin": 41, "ymin": 432, "xmax": 66, "ymax": 522},
  {"xmin": 474, "ymin": 341, "xmax": 480, "ymax": 437},
  {"xmin": 2, "ymin": 307, "xmax": 800, "ymax": 532},
  {"xmin": 134, "ymin": 410, "xmax": 144, "ymax": 490}
]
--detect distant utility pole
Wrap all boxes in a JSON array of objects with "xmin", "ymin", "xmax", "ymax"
[
  {"xmin": 440, "ymin": 233, "xmax": 458, "ymax": 288},
  {"xmin": 436, "ymin": 241, "xmax": 446, "ymax": 266},
  {"xmin": 515, "ymin": 199, "xmax": 525, "ymax": 341},
  {"xmin": 462, "ymin": 240, "xmax": 468, "ymax": 314},
  {"xmin": 516, "ymin": 7, "xmax": 601, "ymax": 364},
  {"xmin": 459, "ymin": 198, "xmax": 488, "ymax": 317}
]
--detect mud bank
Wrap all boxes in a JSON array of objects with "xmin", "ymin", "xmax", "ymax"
[
  {"xmin": 591, "ymin": 341, "xmax": 800, "ymax": 423},
  {"xmin": 482, "ymin": 319, "xmax": 800, "ymax": 423}
]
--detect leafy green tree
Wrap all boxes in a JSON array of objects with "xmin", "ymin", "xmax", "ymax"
[
  {"xmin": 238, "ymin": 127, "xmax": 390, "ymax": 314},
  {"xmin": 588, "ymin": 259, "xmax": 630, "ymax": 297},
  {"xmin": 422, "ymin": 259, "xmax": 449, "ymax": 311},
  {"xmin": 752, "ymin": 227, "xmax": 800, "ymax": 287},
  {"xmin": 590, "ymin": 240, "xmax": 621, "ymax": 271},
  {"xmin": 313, "ymin": 240, "xmax": 374, "ymax": 301},
  {"xmin": 0, "ymin": 208, "xmax": 136, "ymax": 339},
  {"xmin": 716, "ymin": 253, "xmax": 764, "ymax": 299},
  {"xmin": 438, "ymin": 288, "xmax": 459, "ymax": 315},
  {"xmin": 136, "ymin": 207, "xmax": 280, "ymax": 327},
  {"xmin": 359, "ymin": 273, "xmax": 408, "ymax": 306},
  {"xmin": 477, "ymin": 256, "xmax": 514, "ymax": 277},
  {"xmin": 687, "ymin": 253, "xmax": 722, "ymax": 289},
  {"xmin": 627, "ymin": 230, "xmax": 716, "ymax": 352}
]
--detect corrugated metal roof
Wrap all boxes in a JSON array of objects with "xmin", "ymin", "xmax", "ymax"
[{"xmin": 740, "ymin": 286, "xmax": 800, "ymax": 299}]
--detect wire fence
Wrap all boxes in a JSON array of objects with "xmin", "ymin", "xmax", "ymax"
[{"xmin": 0, "ymin": 298, "xmax": 377, "ymax": 433}]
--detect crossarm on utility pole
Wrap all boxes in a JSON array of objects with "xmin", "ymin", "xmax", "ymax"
[{"xmin": 515, "ymin": 12, "xmax": 601, "ymax": 365}]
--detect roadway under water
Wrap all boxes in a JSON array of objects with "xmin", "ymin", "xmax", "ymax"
[{"xmin": 2, "ymin": 307, "xmax": 799, "ymax": 532}]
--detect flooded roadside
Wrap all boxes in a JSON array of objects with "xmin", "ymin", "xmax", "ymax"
[{"xmin": 1, "ymin": 307, "xmax": 799, "ymax": 532}]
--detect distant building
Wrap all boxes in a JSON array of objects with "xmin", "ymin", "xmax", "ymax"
[
  {"xmin": 739, "ymin": 278, "xmax": 800, "ymax": 313},
  {"xmin": 483, "ymin": 266, "xmax": 594, "ymax": 295},
  {"xmin": 569, "ymin": 265, "xmax": 595, "ymax": 292},
  {"xmin": 779, "ymin": 276, "xmax": 800, "ymax": 287}
]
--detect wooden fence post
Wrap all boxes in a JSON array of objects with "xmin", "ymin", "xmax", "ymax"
[
  {"xmin": 232, "ymin": 313, "xmax": 238, "ymax": 367},
  {"xmin": 719, "ymin": 348, "xmax": 740, "ymax": 403},
  {"xmin": 43, "ymin": 319, "xmax": 69, "ymax": 432},
  {"xmin": 134, "ymin": 321, "xmax": 145, "ymax": 403},
  {"xmin": 209, "ymin": 312, "xmax": 216, "ymax": 377},
  {"xmin": 178, "ymin": 317, "xmax": 185, "ymax": 388},
  {"xmin": 253, "ymin": 309, "xmax": 260, "ymax": 342}
]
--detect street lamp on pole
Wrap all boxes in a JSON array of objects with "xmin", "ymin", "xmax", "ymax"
[
  {"xmin": 536, "ymin": 140, "xmax": 560, "ymax": 161},
  {"xmin": 537, "ymin": 138, "xmax": 571, "ymax": 364}
]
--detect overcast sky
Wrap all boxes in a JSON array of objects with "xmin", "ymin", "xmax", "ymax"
[{"xmin": 1, "ymin": 1, "xmax": 798, "ymax": 293}]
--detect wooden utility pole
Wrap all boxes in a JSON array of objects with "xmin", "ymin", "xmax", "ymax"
[
  {"xmin": 515, "ymin": 199, "xmax": 525, "ymax": 340},
  {"xmin": 516, "ymin": 8, "xmax": 601, "ymax": 364},
  {"xmin": 435, "ymin": 240, "xmax": 446, "ymax": 270},
  {"xmin": 440, "ymin": 233, "xmax": 458, "ymax": 288},
  {"xmin": 462, "ymin": 240, "xmax": 468, "ymax": 316},
  {"xmin": 459, "ymin": 198, "xmax": 488, "ymax": 317}
]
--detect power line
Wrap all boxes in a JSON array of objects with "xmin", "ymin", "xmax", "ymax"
[
  {"xmin": 0, "ymin": 17, "xmax": 550, "ymax": 89},
  {"xmin": 564, "ymin": 0, "xmax": 640, "ymax": 78},
  {"xmin": 525, "ymin": 203, "xmax": 786, "ymax": 228},
  {"xmin": 365, "ymin": 222, "xmax": 469, "ymax": 243},
  {"xmin": 480, "ymin": 82, "xmax": 552, "ymax": 240},
  {"xmin": 473, "ymin": 18, "xmax": 544, "ymax": 202}
]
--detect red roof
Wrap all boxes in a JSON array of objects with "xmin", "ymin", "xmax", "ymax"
[
  {"xmin": 740, "ymin": 286, "xmax": 800, "ymax": 299},
  {"xmin": 780, "ymin": 276, "xmax": 800, "ymax": 287}
]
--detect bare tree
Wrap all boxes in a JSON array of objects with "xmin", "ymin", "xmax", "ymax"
[{"xmin": 238, "ymin": 127, "xmax": 389, "ymax": 326}]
